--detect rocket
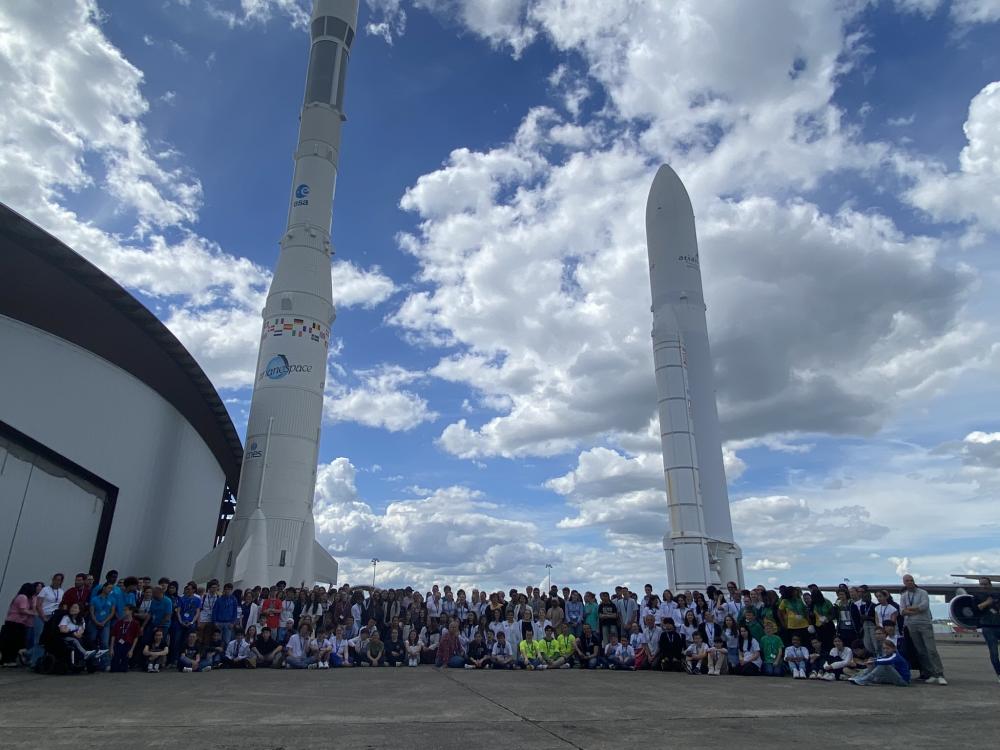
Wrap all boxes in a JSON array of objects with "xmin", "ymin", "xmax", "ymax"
[
  {"xmin": 645, "ymin": 164, "xmax": 743, "ymax": 591},
  {"xmin": 195, "ymin": 0, "xmax": 359, "ymax": 588}
]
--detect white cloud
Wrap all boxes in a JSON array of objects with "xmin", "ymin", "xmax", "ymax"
[
  {"xmin": 207, "ymin": 0, "xmax": 311, "ymax": 29},
  {"xmin": 324, "ymin": 365, "xmax": 437, "ymax": 431},
  {"xmin": 747, "ymin": 558, "xmax": 792, "ymax": 572},
  {"xmin": 903, "ymin": 81, "xmax": 1000, "ymax": 230}
]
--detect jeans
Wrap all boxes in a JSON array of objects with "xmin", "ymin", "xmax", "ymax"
[
  {"xmin": 446, "ymin": 654, "xmax": 466, "ymax": 668},
  {"xmin": 727, "ymin": 646, "xmax": 739, "ymax": 667},
  {"xmin": 762, "ymin": 662, "xmax": 783, "ymax": 676},
  {"xmin": 217, "ymin": 623, "xmax": 234, "ymax": 649},
  {"xmin": 907, "ymin": 621, "xmax": 944, "ymax": 678},
  {"xmin": 862, "ymin": 622, "xmax": 877, "ymax": 656},
  {"xmin": 982, "ymin": 627, "xmax": 1000, "ymax": 675},
  {"xmin": 600, "ymin": 624, "xmax": 619, "ymax": 644},
  {"xmin": 111, "ymin": 641, "xmax": 132, "ymax": 672},
  {"xmin": 852, "ymin": 664, "xmax": 907, "ymax": 686},
  {"xmin": 178, "ymin": 654, "xmax": 202, "ymax": 671},
  {"xmin": 286, "ymin": 654, "xmax": 317, "ymax": 669}
]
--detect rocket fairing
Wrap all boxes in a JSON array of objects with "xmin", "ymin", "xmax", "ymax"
[
  {"xmin": 645, "ymin": 164, "xmax": 743, "ymax": 591},
  {"xmin": 195, "ymin": 0, "xmax": 359, "ymax": 588}
]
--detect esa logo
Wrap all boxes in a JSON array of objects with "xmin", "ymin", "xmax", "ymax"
[
  {"xmin": 245, "ymin": 440, "xmax": 263, "ymax": 459},
  {"xmin": 293, "ymin": 183, "xmax": 310, "ymax": 207},
  {"xmin": 262, "ymin": 354, "xmax": 313, "ymax": 380}
]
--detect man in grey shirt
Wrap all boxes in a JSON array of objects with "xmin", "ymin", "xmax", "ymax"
[{"xmin": 900, "ymin": 574, "xmax": 947, "ymax": 685}]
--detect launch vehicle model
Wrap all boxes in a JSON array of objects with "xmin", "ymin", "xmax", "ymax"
[
  {"xmin": 195, "ymin": 0, "xmax": 359, "ymax": 588},
  {"xmin": 646, "ymin": 165, "xmax": 744, "ymax": 591}
]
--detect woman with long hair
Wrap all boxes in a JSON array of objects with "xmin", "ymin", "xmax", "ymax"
[
  {"xmin": 1, "ymin": 583, "xmax": 36, "ymax": 666},
  {"xmin": 734, "ymin": 625, "xmax": 762, "ymax": 676},
  {"xmin": 722, "ymin": 614, "xmax": 740, "ymax": 669},
  {"xmin": 679, "ymin": 609, "xmax": 699, "ymax": 642}
]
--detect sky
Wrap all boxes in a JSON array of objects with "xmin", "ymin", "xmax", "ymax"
[{"xmin": 1, "ymin": 0, "xmax": 999, "ymax": 594}]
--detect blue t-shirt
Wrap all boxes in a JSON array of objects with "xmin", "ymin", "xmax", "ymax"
[
  {"xmin": 876, "ymin": 651, "xmax": 911, "ymax": 683},
  {"xmin": 91, "ymin": 595, "xmax": 114, "ymax": 624},
  {"xmin": 178, "ymin": 595, "xmax": 202, "ymax": 626},
  {"xmin": 148, "ymin": 596, "xmax": 173, "ymax": 627}
]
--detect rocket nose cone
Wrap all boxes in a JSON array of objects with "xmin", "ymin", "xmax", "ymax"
[
  {"xmin": 646, "ymin": 164, "xmax": 695, "ymax": 232},
  {"xmin": 312, "ymin": 0, "xmax": 359, "ymax": 28}
]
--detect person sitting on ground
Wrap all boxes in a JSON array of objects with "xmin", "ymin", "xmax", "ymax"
[
  {"xmin": 202, "ymin": 627, "xmax": 225, "ymax": 669},
  {"xmin": 784, "ymin": 634, "xmax": 809, "ymax": 679},
  {"xmin": 574, "ymin": 623, "xmax": 602, "ymax": 669},
  {"xmin": 844, "ymin": 641, "xmax": 869, "ymax": 679},
  {"xmin": 491, "ymin": 630, "xmax": 516, "ymax": 669},
  {"xmin": 606, "ymin": 632, "xmax": 636, "ymax": 670},
  {"xmin": 436, "ymin": 621, "xmax": 465, "ymax": 669},
  {"xmin": 519, "ymin": 628, "xmax": 544, "ymax": 670},
  {"xmin": 348, "ymin": 627, "xmax": 370, "ymax": 666},
  {"xmin": 385, "ymin": 627, "xmax": 405, "ymax": 666},
  {"xmin": 705, "ymin": 635, "xmax": 728, "ymax": 675},
  {"xmin": 760, "ymin": 621, "xmax": 784, "ymax": 677},
  {"xmin": 850, "ymin": 638, "xmax": 910, "ymax": 687},
  {"xmin": 806, "ymin": 637, "xmax": 825, "ymax": 677},
  {"xmin": 819, "ymin": 635, "xmax": 853, "ymax": 681},
  {"xmin": 254, "ymin": 626, "xmax": 284, "ymax": 668},
  {"xmin": 224, "ymin": 626, "xmax": 257, "ymax": 669},
  {"xmin": 466, "ymin": 631, "xmax": 490, "ymax": 669},
  {"xmin": 554, "ymin": 622, "xmax": 576, "ymax": 667},
  {"xmin": 638, "ymin": 613, "xmax": 662, "ymax": 670},
  {"xmin": 285, "ymin": 623, "xmax": 318, "ymax": 669},
  {"xmin": 539, "ymin": 625, "xmax": 568, "ymax": 669},
  {"xmin": 684, "ymin": 631, "xmax": 709, "ymax": 674},
  {"xmin": 178, "ymin": 630, "xmax": 207, "ymax": 672},
  {"xmin": 364, "ymin": 629, "xmax": 385, "ymax": 667},
  {"xmin": 658, "ymin": 618, "xmax": 686, "ymax": 672},
  {"xmin": 142, "ymin": 627, "xmax": 169, "ymax": 673},
  {"xmin": 405, "ymin": 630, "xmax": 422, "ymax": 667},
  {"xmin": 313, "ymin": 627, "xmax": 333, "ymax": 668},
  {"xmin": 733, "ymin": 625, "xmax": 761, "ymax": 676}
]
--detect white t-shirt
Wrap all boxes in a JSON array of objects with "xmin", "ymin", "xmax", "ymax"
[
  {"xmin": 784, "ymin": 645, "xmax": 809, "ymax": 663},
  {"xmin": 658, "ymin": 602, "xmax": 679, "ymax": 626},
  {"xmin": 39, "ymin": 586, "xmax": 64, "ymax": 617},
  {"xmin": 287, "ymin": 634, "xmax": 314, "ymax": 659},
  {"xmin": 685, "ymin": 642, "xmax": 708, "ymax": 658},
  {"xmin": 59, "ymin": 615, "xmax": 84, "ymax": 638},
  {"xmin": 876, "ymin": 604, "xmax": 897, "ymax": 627},
  {"xmin": 740, "ymin": 639, "xmax": 762, "ymax": 667}
]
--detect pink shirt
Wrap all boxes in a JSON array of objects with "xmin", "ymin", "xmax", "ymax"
[{"xmin": 5, "ymin": 595, "xmax": 34, "ymax": 626}]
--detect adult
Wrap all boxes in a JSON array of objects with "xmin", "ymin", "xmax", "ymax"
[
  {"xmin": 37, "ymin": 573, "xmax": 65, "ymax": 622},
  {"xmin": 850, "ymin": 638, "xmax": 909, "ymax": 686},
  {"xmin": 1, "ymin": 583, "xmax": 36, "ymax": 666},
  {"xmin": 60, "ymin": 573, "xmax": 91, "ymax": 620},
  {"xmin": 436, "ymin": 621, "xmax": 465, "ymax": 668},
  {"xmin": 899, "ymin": 574, "xmax": 947, "ymax": 685},
  {"xmin": 971, "ymin": 577, "xmax": 1000, "ymax": 681}
]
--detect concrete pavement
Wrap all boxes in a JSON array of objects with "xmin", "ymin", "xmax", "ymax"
[{"xmin": 0, "ymin": 641, "xmax": 997, "ymax": 748}]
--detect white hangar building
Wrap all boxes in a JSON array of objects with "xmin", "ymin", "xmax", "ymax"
[{"xmin": 0, "ymin": 202, "xmax": 242, "ymax": 607}]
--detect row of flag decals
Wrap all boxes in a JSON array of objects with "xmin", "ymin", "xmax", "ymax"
[{"xmin": 262, "ymin": 317, "xmax": 330, "ymax": 345}]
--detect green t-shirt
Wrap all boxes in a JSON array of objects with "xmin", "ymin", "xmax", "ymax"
[
  {"xmin": 744, "ymin": 619, "xmax": 766, "ymax": 642},
  {"xmin": 584, "ymin": 602, "xmax": 599, "ymax": 630},
  {"xmin": 760, "ymin": 634, "xmax": 783, "ymax": 663}
]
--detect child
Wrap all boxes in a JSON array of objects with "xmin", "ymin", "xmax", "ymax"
[
  {"xmin": 223, "ymin": 626, "xmax": 256, "ymax": 669},
  {"xmin": 314, "ymin": 628, "xmax": 333, "ymax": 669},
  {"xmin": 254, "ymin": 626, "xmax": 284, "ymax": 668},
  {"xmin": 820, "ymin": 635, "xmax": 853, "ymax": 681},
  {"xmin": 466, "ymin": 631, "xmax": 490, "ymax": 669},
  {"xmin": 142, "ymin": 627, "xmax": 169, "ymax": 672},
  {"xmin": 202, "ymin": 627, "xmax": 225, "ymax": 669},
  {"xmin": 684, "ymin": 632, "xmax": 708, "ymax": 674},
  {"xmin": 849, "ymin": 639, "xmax": 910, "ymax": 686},
  {"xmin": 706, "ymin": 636, "xmax": 728, "ymax": 675},
  {"xmin": 110, "ymin": 605, "xmax": 142, "ymax": 673},
  {"xmin": 760, "ymin": 621, "xmax": 784, "ymax": 676},
  {"xmin": 807, "ymin": 638, "xmax": 824, "ymax": 678},
  {"xmin": 385, "ymin": 627, "xmax": 405, "ymax": 666},
  {"xmin": 405, "ymin": 630, "xmax": 422, "ymax": 667},
  {"xmin": 519, "ymin": 628, "xmax": 544, "ymax": 670},
  {"xmin": 734, "ymin": 625, "xmax": 762, "ymax": 676},
  {"xmin": 491, "ymin": 631, "xmax": 516, "ymax": 669},
  {"xmin": 784, "ymin": 634, "xmax": 809, "ymax": 679},
  {"xmin": 329, "ymin": 625, "xmax": 349, "ymax": 667},
  {"xmin": 365, "ymin": 629, "xmax": 385, "ymax": 666},
  {"xmin": 178, "ymin": 630, "xmax": 207, "ymax": 672}
]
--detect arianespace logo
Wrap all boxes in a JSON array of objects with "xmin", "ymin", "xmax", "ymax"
[
  {"xmin": 245, "ymin": 440, "xmax": 263, "ymax": 460},
  {"xmin": 262, "ymin": 354, "xmax": 313, "ymax": 380},
  {"xmin": 293, "ymin": 183, "xmax": 310, "ymax": 207}
]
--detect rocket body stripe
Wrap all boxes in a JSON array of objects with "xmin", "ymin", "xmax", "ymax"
[
  {"xmin": 194, "ymin": 0, "xmax": 359, "ymax": 588},
  {"xmin": 646, "ymin": 164, "xmax": 743, "ymax": 590}
]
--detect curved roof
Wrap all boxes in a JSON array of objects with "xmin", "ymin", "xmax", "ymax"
[{"xmin": 0, "ymin": 202, "xmax": 243, "ymax": 492}]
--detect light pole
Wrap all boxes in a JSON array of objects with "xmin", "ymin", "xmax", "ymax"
[
  {"xmin": 371, "ymin": 558, "xmax": 379, "ymax": 588},
  {"xmin": 545, "ymin": 563, "xmax": 553, "ymax": 592}
]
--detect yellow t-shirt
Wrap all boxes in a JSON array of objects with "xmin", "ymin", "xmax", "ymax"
[{"xmin": 779, "ymin": 599, "xmax": 809, "ymax": 629}]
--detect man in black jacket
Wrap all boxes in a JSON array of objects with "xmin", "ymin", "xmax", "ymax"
[{"xmin": 657, "ymin": 618, "xmax": 686, "ymax": 672}]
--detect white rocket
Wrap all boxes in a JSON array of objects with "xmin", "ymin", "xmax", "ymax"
[
  {"xmin": 646, "ymin": 164, "xmax": 743, "ymax": 591},
  {"xmin": 195, "ymin": 0, "xmax": 358, "ymax": 588}
]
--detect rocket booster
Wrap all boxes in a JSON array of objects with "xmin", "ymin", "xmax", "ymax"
[
  {"xmin": 646, "ymin": 165, "xmax": 743, "ymax": 590},
  {"xmin": 195, "ymin": 0, "xmax": 358, "ymax": 588}
]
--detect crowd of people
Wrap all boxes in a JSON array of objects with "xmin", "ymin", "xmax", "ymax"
[{"xmin": 4, "ymin": 569, "xmax": 996, "ymax": 686}]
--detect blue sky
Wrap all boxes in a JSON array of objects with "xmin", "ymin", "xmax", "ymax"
[{"xmin": 1, "ymin": 0, "xmax": 999, "ymax": 592}]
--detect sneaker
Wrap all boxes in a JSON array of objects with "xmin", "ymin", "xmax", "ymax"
[
  {"xmin": 182, "ymin": 667, "xmax": 193, "ymax": 673},
  {"xmin": 307, "ymin": 663, "xmax": 319, "ymax": 670},
  {"xmin": 525, "ymin": 664, "xmax": 534, "ymax": 671},
  {"xmin": 464, "ymin": 664, "xmax": 475, "ymax": 669},
  {"xmin": 924, "ymin": 676, "xmax": 938, "ymax": 684},
  {"xmin": 202, "ymin": 666, "xmax": 212, "ymax": 672},
  {"xmin": 822, "ymin": 673, "xmax": 836, "ymax": 681},
  {"xmin": 147, "ymin": 664, "xmax": 154, "ymax": 673},
  {"xmin": 84, "ymin": 650, "xmax": 97, "ymax": 659},
  {"xmin": 153, "ymin": 663, "xmax": 160, "ymax": 672},
  {"xmin": 808, "ymin": 672, "xmax": 818, "ymax": 679},
  {"xmin": 560, "ymin": 663, "xmax": 571, "ymax": 669},
  {"xmin": 537, "ymin": 664, "xmax": 547, "ymax": 670},
  {"xmin": 935, "ymin": 677, "xmax": 948, "ymax": 686}
]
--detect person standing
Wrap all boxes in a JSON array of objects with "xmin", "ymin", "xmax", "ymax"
[
  {"xmin": 1, "ymin": 583, "xmax": 37, "ymax": 666},
  {"xmin": 899, "ymin": 574, "xmax": 947, "ymax": 685},
  {"xmin": 213, "ymin": 583, "xmax": 238, "ymax": 648},
  {"xmin": 971, "ymin": 577, "xmax": 1000, "ymax": 681}
]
